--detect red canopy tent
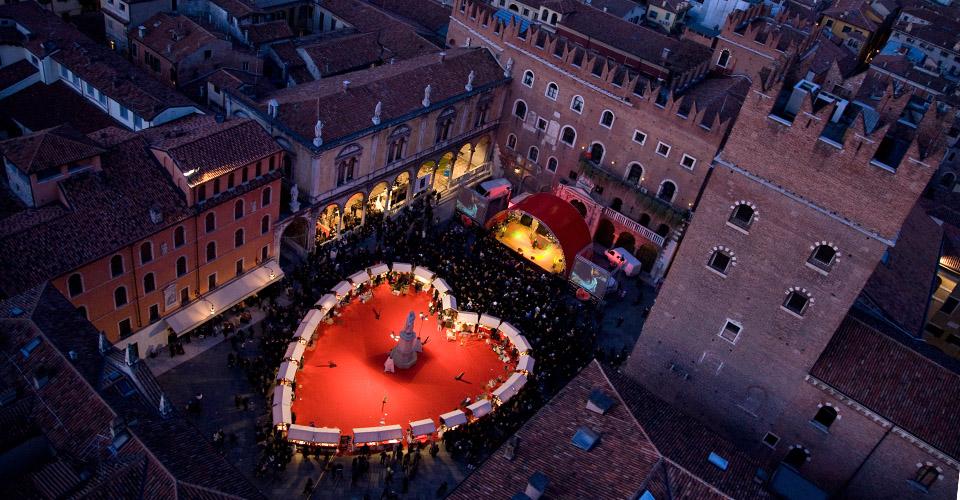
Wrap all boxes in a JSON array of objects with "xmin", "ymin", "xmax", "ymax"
[{"xmin": 487, "ymin": 193, "xmax": 592, "ymax": 275}]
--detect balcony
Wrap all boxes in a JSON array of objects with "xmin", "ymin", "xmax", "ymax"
[{"xmin": 579, "ymin": 159, "xmax": 689, "ymax": 226}]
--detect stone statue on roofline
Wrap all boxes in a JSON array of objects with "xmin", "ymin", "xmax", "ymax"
[
  {"xmin": 466, "ymin": 70, "xmax": 475, "ymax": 92},
  {"xmin": 313, "ymin": 120, "xmax": 323, "ymax": 147},
  {"xmin": 504, "ymin": 57, "xmax": 513, "ymax": 77},
  {"xmin": 372, "ymin": 101, "xmax": 382, "ymax": 125},
  {"xmin": 422, "ymin": 85, "xmax": 432, "ymax": 108},
  {"xmin": 289, "ymin": 184, "xmax": 300, "ymax": 212}
]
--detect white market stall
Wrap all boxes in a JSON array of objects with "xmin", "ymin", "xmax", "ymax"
[
  {"xmin": 467, "ymin": 399, "xmax": 492, "ymax": 418},
  {"xmin": 517, "ymin": 354, "xmax": 535, "ymax": 374},
  {"xmin": 479, "ymin": 314, "xmax": 502, "ymax": 330},
  {"xmin": 432, "ymin": 278, "xmax": 451, "ymax": 295},
  {"xmin": 409, "ymin": 418, "xmax": 436, "ymax": 438},
  {"xmin": 295, "ymin": 309, "xmax": 323, "ymax": 343},
  {"xmin": 349, "ymin": 270, "xmax": 371, "ymax": 286},
  {"xmin": 413, "ymin": 266, "xmax": 435, "ymax": 283},
  {"xmin": 493, "ymin": 373, "xmax": 527, "ymax": 404},
  {"xmin": 368, "ymin": 263, "xmax": 390, "ymax": 276},
  {"xmin": 441, "ymin": 294, "xmax": 457, "ymax": 311},
  {"xmin": 439, "ymin": 409, "xmax": 468, "ymax": 428},
  {"xmin": 500, "ymin": 322, "xmax": 521, "ymax": 345},
  {"xmin": 316, "ymin": 293, "xmax": 337, "ymax": 310},
  {"xmin": 353, "ymin": 425, "xmax": 404, "ymax": 446},
  {"xmin": 271, "ymin": 385, "xmax": 293, "ymax": 427},
  {"xmin": 456, "ymin": 312, "xmax": 479, "ymax": 326},
  {"xmin": 286, "ymin": 425, "xmax": 341, "ymax": 447},
  {"xmin": 277, "ymin": 360, "xmax": 297, "ymax": 383},
  {"xmin": 391, "ymin": 262, "xmax": 413, "ymax": 273},
  {"xmin": 332, "ymin": 280, "xmax": 353, "ymax": 297},
  {"xmin": 513, "ymin": 335, "xmax": 532, "ymax": 354},
  {"xmin": 284, "ymin": 341, "xmax": 306, "ymax": 363}
]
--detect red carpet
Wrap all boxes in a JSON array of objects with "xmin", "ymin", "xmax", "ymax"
[{"xmin": 293, "ymin": 284, "xmax": 514, "ymax": 432}]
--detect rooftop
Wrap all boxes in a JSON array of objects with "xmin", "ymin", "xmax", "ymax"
[
  {"xmin": 135, "ymin": 12, "xmax": 223, "ymax": 64},
  {"xmin": 821, "ymin": 0, "xmax": 880, "ymax": 32},
  {"xmin": 0, "ymin": 81, "xmax": 118, "ymax": 134},
  {"xmin": 0, "ymin": 123, "xmax": 105, "ymax": 174},
  {"xmin": 244, "ymin": 19, "xmax": 295, "ymax": 46}
]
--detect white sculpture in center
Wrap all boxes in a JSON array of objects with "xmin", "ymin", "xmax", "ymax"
[{"xmin": 389, "ymin": 311, "xmax": 422, "ymax": 369}]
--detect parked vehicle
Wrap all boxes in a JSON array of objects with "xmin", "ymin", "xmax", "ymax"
[
  {"xmin": 605, "ymin": 247, "xmax": 642, "ymax": 277},
  {"xmin": 475, "ymin": 178, "xmax": 512, "ymax": 200}
]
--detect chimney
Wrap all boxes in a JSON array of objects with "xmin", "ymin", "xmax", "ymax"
[
  {"xmin": 661, "ymin": 47, "xmax": 671, "ymax": 60},
  {"xmin": 166, "ymin": 43, "xmax": 172, "ymax": 54},
  {"xmin": 138, "ymin": 25, "xmax": 146, "ymax": 39}
]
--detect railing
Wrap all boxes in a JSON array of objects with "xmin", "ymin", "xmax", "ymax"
[
  {"xmin": 315, "ymin": 120, "xmax": 500, "ymax": 203},
  {"xmin": 579, "ymin": 159, "xmax": 690, "ymax": 226},
  {"xmin": 601, "ymin": 208, "xmax": 665, "ymax": 247}
]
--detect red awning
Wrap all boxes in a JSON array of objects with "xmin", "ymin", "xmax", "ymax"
[{"xmin": 488, "ymin": 193, "xmax": 591, "ymax": 271}]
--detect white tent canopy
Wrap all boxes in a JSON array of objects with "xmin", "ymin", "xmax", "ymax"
[
  {"xmin": 493, "ymin": 373, "xmax": 527, "ymax": 403},
  {"xmin": 439, "ymin": 409, "xmax": 468, "ymax": 427},
  {"xmin": 391, "ymin": 262, "xmax": 413, "ymax": 273},
  {"xmin": 316, "ymin": 294, "xmax": 337, "ymax": 310},
  {"xmin": 285, "ymin": 341, "xmax": 306, "ymax": 363},
  {"xmin": 284, "ymin": 342, "xmax": 298, "ymax": 361},
  {"xmin": 286, "ymin": 425, "xmax": 340, "ymax": 445},
  {"xmin": 467, "ymin": 399, "xmax": 492, "ymax": 418},
  {"xmin": 349, "ymin": 270, "xmax": 370, "ymax": 286},
  {"xmin": 517, "ymin": 354, "xmax": 535, "ymax": 374},
  {"xmin": 332, "ymin": 280, "xmax": 353, "ymax": 297},
  {"xmin": 413, "ymin": 266, "xmax": 435, "ymax": 283},
  {"xmin": 295, "ymin": 310, "xmax": 323, "ymax": 342},
  {"xmin": 368, "ymin": 263, "xmax": 390, "ymax": 276},
  {"xmin": 409, "ymin": 418, "xmax": 436, "ymax": 437},
  {"xmin": 456, "ymin": 312, "xmax": 479, "ymax": 325},
  {"xmin": 353, "ymin": 425, "xmax": 403, "ymax": 444},
  {"xmin": 432, "ymin": 278, "xmax": 451, "ymax": 295},
  {"xmin": 513, "ymin": 335, "xmax": 532, "ymax": 353},
  {"xmin": 277, "ymin": 361, "xmax": 297, "ymax": 382},
  {"xmin": 271, "ymin": 385, "xmax": 292, "ymax": 426},
  {"xmin": 500, "ymin": 322, "xmax": 521, "ymax": 344},
  {"xmin": 441, "ymin": 294, "xmax": 457, "ymax": 311},
  {"xmin": 479, "ymin": 314, "xmax": 501, "ymax": 329}
]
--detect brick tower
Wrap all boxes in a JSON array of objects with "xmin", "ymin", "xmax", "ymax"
[{"xmin": 625, "ymin": 69, "xmax": 950, "ymax": 448}]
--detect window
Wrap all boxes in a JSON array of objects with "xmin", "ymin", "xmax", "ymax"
[
  {"xmin": 197, "ymin": 184, "xmax": 207, "ymax": 202},
  {"xmin": 718, "ymin": 320, "xmax": 741, "ymax": 344},
  {"xmin": 708, "ymin": 249, "xmax": 733, "ymax": 274},
  {"xmin": 234, "ymin": 229, "xmax": 244, "ymax": 248},
  {"xmin": 528, "ymin": 146, "xmax": 539, "ymax": 163},
  {"xmin": 143, "ymin": 273, "xmax": 156, "ymax": 293},
  {"xmin": 261, "ymin": 215, "xmax": 270, "ymax": 234},
  {"xmin": 255, "ymin": 161, "xmax": 262, "ymax": 177},
  {"xmin": 522, "ymin": 70, "xmax": 534, "ymax": 87},
  {"xmin": 717, "ymin": 49, "xmax": 731, "ymax": 68},
  {"xmin": 560, "ymin": 126, "xmax": 576, "ymax": 146},
  {"xmin": 114, "ymin": 286, "xmax": 128, "ymax": 308},
  {"xmin": 536, "ymin": 117, "xmax": 548, "ymax": 131},
  {"xmin": 205, "ymin": 212, "xmax": 216, "ymax": 233},
  {"xmin": 729, "ymin": 203, "xmax": 755, "ymax": 230},
  {"xmin": 546, "ymin": 157, "xmax": 558, "ymax": 173},
  {"xmin": 174, "ymin": 226, "xmax": 185, "ymax": 248},
  {"xmin": 762, "ymin": 432, "xmax": 780, "ymax": 448},
  {"xmin": 633, "ymin": 130, "xmax": 647, "ymax": 145},
  {"xmin": 600, "ymin": 110, "xmax": 615, "ymax": 128},
  {"xmin": 681, "ymin": 154, "xmax": 697, "ymax": 170},
  {"xmin": 118, "ymin": 318, "xmax": 132, "ymax": 338},
  {"xmin": 204, "ymin": 49, "xmax": 212, "ymax": 60},
  {"xmin": 241, "ymin": 166, "xmax": 249, "ymax": 183},
  {"xmin": 811, "ymin": 405, "xmax": 837, "ymax": 431},
  {"xmin": 227, "ymin": 172, "xmax": 235, "ymax": 189},
  {"xmin": 337, "ymin": 157, "xmax": 356, "ymax": 186},
  {"xmin": 657, "ymin": 181, "xmax": 676, "ymax": 202},
  {"xmin": 139, "ymin": 242, "xmax": 153, "ymax": 264},
  {"xmin": 656, "ymin": 142, "xmax": 671, "ymax": 157},
  {"xmin": 808, "ymin": 244, "xmax": 836, "ymax": 271},
  {"xmin": 149, "ymin": 304, "xmax": 160, "ymax": 322},
  {"xmin": 208, "ymin": 273, "xmax": 217, "ymax": 290},
  {"xmin": 77, "ymin": 306, "xmax": 87, "ymax": 320},
  {"xmin": 507, "ymin": 134, "xmax": 517, "ymax": 150},
  {"xmin": 236, "ymin": 259, "xmax": 244, "ymax": 276},
  {"xmin": 110, "ymin": 255, "xmax": 124, "ymax": 278},
  {"xmin": 912, "ymin": 464, "xmax": 941, "ymax": 491},
  {"xmin": 436, "ymin": 108, "xmax": 455, "ymax": 142},
  {"xmin": 626, "ymin": 163, "xmax": 643, "ymax": 185},
  {"xmin": 261, "ymin": 245, "xmax": 269, "ymax": 262},
  {"xmin": 570, "ymin": 95, "xmax": 584, "ymax": 113},
  {"xmin": 513, "ymin": 100, "xmax": 527, "ymax": 120},
  {"xmin": 784, "ymin": 447, "xmax": 809, "ymax": 468},
  {"xmin": 545, "ymin": 82, "xmax": 559, "ymax": 100},
  {"xmin": 206, "ymin": 241, "xmax": 216, "ymax": 262},
  {"xmin": 262, "ymin": 187, "xmax": 272, "ymax": 206},
  {"xmin": 783, "ymin": 289, "xmax": 810, "ymax": 316},
  {"xmin": 176, "ymin": 256, "xmax": 187, "ymax": 277},
  {"xmin": 67, "ymin": 273, "xmax": 83, "ymax": 297},
  {"xmin": 941, "ymin": 296, "xmax": 959, "ymax": 315},
  {"xmin": 234, "ymin": 199, "xmax": 244, "ymax": 219}
]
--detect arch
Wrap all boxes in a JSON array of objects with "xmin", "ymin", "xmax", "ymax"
[
  {"xmin": 206, "ymin": 241, "xmax": 217, "ymax": 262},
  {"xmin": 368, "ymin": 181, "xmax": 390, "ymax": 214},
  {"xmin": 914, "ymin": 464, "xmax": 942, "ymax": 489},
  {"xmin": 389, "ymin": 172, "xmax": 411, "ymax": 209},
  {"xmin": 140, "ymin": 242, "xmax": 153, "ymax": 264},
  {"xmin": 812, "ymin": 405, "xmax": 838, "ymax": 429},
  {"xmin": 143, "ymin": 272, "xmax": 156, "ymax": 293},
  {"xmin": 594, "ymin": 218, "xmax": 615, "ymax": 247},
  {"xmin": 110, "ymin": 254, "xmax": 124, "ymax": 277},
  {"xmin": 637, "ymin": 243, "xmax": 658, "ymax": 272},
  {"xmin": 513, "ymin": 99, "xmax": 527, "ymax": 119},
  {"xmin": 506, "ymin": 133, "xmax": 518, "ymax": 150},
  {"xmin": 638, "ymin": 213, "xmax": 651, "ymax": 227},
  {"xmin": 473, "ymin": 136, "xmax": 491, "ymax": 165},
  {"xmin": 433, "ymin": 152, "xmax": 455, "ymax": 193},
  {"xmin": 343, "ymin": 192, "xmax": 365, "ymax": 230},
  {"xmin": 560, "ymin": 125, "xmax": 577, "ymax": 146},
  {"xmin": 783, "ymin": 447, "xmax": 809, "ymax": 469},
  {"xmin": 522, "ymin": 69, "xmax": 535, "ymax": 87},
  {"xmin": 205, "ymin": 212, "xmax": 216, "ymax": 233},
  {"xmin": 626, "ymin": 163, "xmax": 643, "ymax": 185},
  {"xmin": 174, "ymin": 225, "xmax": 186, "ymax": 248},
  {"xmin": 67, "ymin": 273, "xmax": 84, "ymax": 297},
  {"xmin": 280, "ymin": 216, "xmax": 309, "ymax": 252},
  {"xmin": 114, "ymin": 286, "xmax": 128, "ymax": 308},
  {"xmin": 415, "ymin": 161, "xmax": 436, "ymax": 196},
  {"xmin": 657, "ymin": 180, "xmax": 676, "ymax": 202},
  {"xmin": 176, "ymin": 256, "xmax": 187, "ymax": 277},
  {"xmin": 729, "ymin": 202, "xmax": 756, "ymax": 229},
  {"xmin": 566, "ymin": 199, "xmax": 586, "ymax": 218},
  {"xmin": 570, "ymin": 95, "xmax": 584, "ymax": 113},
  {"xmin": 316, "ymin": 204, "xmax": 341, "ymax": 245},
  {"xmin": 600, "ymin": 109, "xmax": 615, "ymax": 128},
  {"xmin": 528, "ymin": 145, "xmax": 539, "ymax": 163},
  {"xmin": 234, "ymin": 228, "xmax": 245, "ymax": 248},
  {"xmin": 545, "ymin": 81, "xmax": 559, "ymax": 100},
  {"xmin": 234, "ymin": 199, "xmax": 244, "ymax": 219},
  {"xmin": 589, "ymin": 142, "xmax": 605, "ymax": 163},
  {"xmin": 508, "ymin": 3, "xmax": 518, "ymax": 11},
  {"xmin": 262, "ymin": 187, "xmax": 272, "ymax": 206},
  {"xmin": 337, "ymin": 143, "xmax": 363, "ymax": 159},
  {"xmin": 655, "ymin": 224, "xmax": 670, "ymax": 237},
  {"xmin": 613, "ymin": 231, "xmax": 636, "ymax": 254},
  {"xmin": 610, "ymin": 197, "xmax": 623, "ymax": 212},
  {"xmin": 546, "ymin": 156, "xmax": 558, "ymax": 173}
]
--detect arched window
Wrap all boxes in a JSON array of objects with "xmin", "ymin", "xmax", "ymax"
[
  {"xmin": 174, "ymin": 226, "xmax": 185, "ymax": 248},
  {"xmin": 68, "ymin": 273, "xmax": 84, "ymax": 297},
  {"xmin": 522, "ymin": 69, "xmax": 534, "ymax": 87},
  {"xmin": 783, "ymin": 288, "xmax": 811, "ymax": 316},
  {"xmin": 337, "ymin": 157, "xmax": 357, "ymax": 186},
  {"xmin": 808, "ymin": 244, "xmax": 837, "ymax": 271},
  {"xmin": 811, "ymin": 405, "xmax": 837, "ymax": 430},
  {"xmin": 261, "ymin": 215, "xmax": 270, "ymax": 234},
  {"xmin": 507, "ymin": 134, "xmax": 517, "ymax": 150},
  {"xmin": 205, "ymin": 212, "xmax": 216, "ymax": 233},
  {"xmin": 600, "ymin": 109, "xmax": 615, "ymax": 128},
  {"xmin": 513, "ymin": 100, "xmax": 527, "ymax": 120},
  {"xmin": 639, "ymin": 213, "xmax": 651, "ymax": 227},
  {"xmin": 589, "ymin": 142, "xmax": 605, "ymax": 163},
  {"xmin": 261, "ymin": 187, "xmax": 272, "ymax": 207},
  {"xmin": 114, "ymin": 286, "xmax": 128, "ymax": 308},
  {"xmin": 545, "ymin": 82, "xmax": 559, "ymax": 100},
  {"xmin": 717, "ymin": 49, "xmax": 731, "ymax": 68},
  {"xmin": 729, "ymin": 203, "xmax": 755, "ymax": 230},
  {"xmin": 176, "ymin": 256, "xmax": 187, "ymax": 277},
  {"xmin": 570, "ymin": 95, "xmax": 584, "ymax": 113},
  {"xmin": 783, "ymin": 447, "xmax": 809, "ymax": 469},
  {"xmin": 528, "ymin": 146, "xmax": 539, "ymax": 163},
  {"xmin": 656, "ymin": 224, "xmax": 670, "ymax": 237},
  {"xmin": 560, "ymin": 126, "xmax": 576, "ymax": 146},
  {"xmin": 234, "ymin": 228, "xmax": 245, "ymax": 248},
  {"xmin": 435, "ymin": 108, "xmax": 456, "ymax": 143},
  {"xmin": 206, "ymin": 241, "xmax": 216, "ymax": 262},
  {"xmin": 626, "ymin": 163, "xmax": 643, "ymax": 185},
  {"xmin": 76, "ymin": 306, "xmax": 87, "ymax": 320},
  {"xmin": 387, "ymin": 125, "xmax": 411, "ymax": 163},
  {"xmin": 611, "ymin": 197, "xmax": 623, "ymax": 211},
  {"xmin": 234, "ymin": 199, "xmax": 244, "ymax": 219},
  {"xmin": 913, "ymin": 464, "xmax": 941, "ymax": 490},
  {"xmin": 140, "ymin": 242, "xmax": 153, "ymax": 264},
  {"xmin": 708, "ymin": 247, "xmax": 734, "ymax": 275},
  {"xmin": 143, "ymin": 272, "xmax": 156, "ymax": 293},
  {"xmin": 546, "ymin": 157, "xmax": 558, "ymax": 173},
  {"xmin": 110, "ymin": 255, "xmax": 124, "ymax": 278},
  {"xmin": 657, "ymin": 180, "xmax": 676, "ymax": 202}
]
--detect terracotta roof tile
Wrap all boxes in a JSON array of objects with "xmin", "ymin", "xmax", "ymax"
[
  {"xmin": 0, "ymin": 58, "xmax": 36, "ymax": 91},
  {"xmin": 245, "ymin": 19, "xmax": 294, "ymax": 45},
  {"xmin": 0, "ymin": 123, "xmax": 105, "ymax": 174},
  {"xmin": 137, "ymin": 13, "xmax": 223, "ymax": 64},
  {"xmin": 367, "ymin": 0, "xmax": 452, "ymax": 33},
  {"xmin": 0, "ymin": 81, "xmax": 118, "ymax": 134}
]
